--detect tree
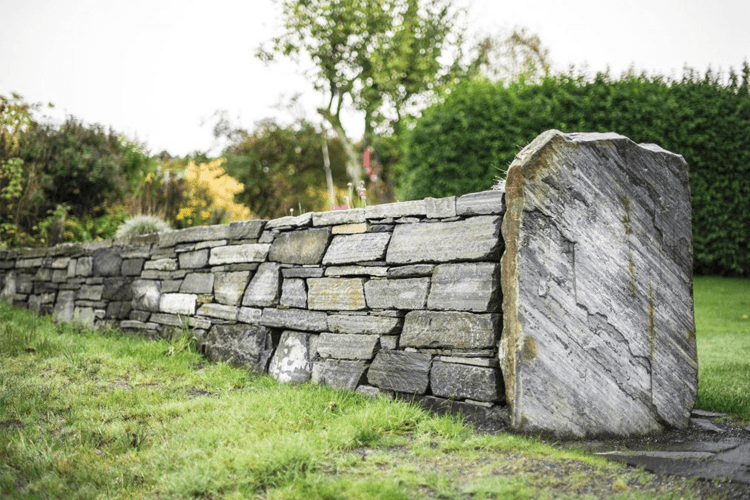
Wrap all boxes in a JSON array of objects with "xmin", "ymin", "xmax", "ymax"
[
  {"xmin": 258, "ymin": 0, "xmax": 464, "ymax": 185},
  {"xmin": 471, "ymin": 27, "xmax": 552, "ymax": 84}
]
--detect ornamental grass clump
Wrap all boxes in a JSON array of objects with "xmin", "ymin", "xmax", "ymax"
[{"xmin": 115, "ymin": 215, "xmax": 171, "ymax": 238}]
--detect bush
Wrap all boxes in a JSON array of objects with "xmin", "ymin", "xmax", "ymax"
[{"xmin": 115, "ymin": 215, "xmax": 171, "ymax": 238}]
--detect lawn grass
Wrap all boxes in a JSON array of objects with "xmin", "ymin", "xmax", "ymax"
[
  {"xmin": 693, "ymin": 276, "xmax": 750, "ymax": 420},
  {"xmin": 1, "ymin": 275, "xmax": 746, "ymax": 499}
]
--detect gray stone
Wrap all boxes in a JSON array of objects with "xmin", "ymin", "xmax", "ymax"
[
  {"xmin": 316, "ymin": 333, "xmax": 379, "ymax": 360},
  {"xmin": 0, "ymin": 271, "xmax": 16, "ymax": 303},
  {"xmin": 437, "ymin": 356, "xmax": 498, "ymax": 368},
  {"xmin": 242, "ymin": 262, "xmax": 281, "ymax": 307},
  {"xmin": 367, "ymin": 350, "xmax": 431, "ymax": 394},
  {"xmin": 456, "ymin": 189, "xmax": 505, "ymax": 216},
  {"xmin": 691, "ymin": 418, "xmax": 725, "ymax": 433},
  {"xmin": 213, "ymin": 271, "xmax": 250, "ymax": 305},
  {"xmin": 269, "ymin": 331, "xmax": 314, "ymax": 383},
  {"xmin": 312, "ymin": 208, "xmax": 366, "ymax": 226},
  {"xmin": 204, "ymin": 324, "xmax": 275, "ymax": 372},
  {"xmin": 260, "ymin": 308, "xmax": 328, "ymax": 332},
  {"xmin": 280, "ymin": 278, "xmax": 307, "ymax": 308},
  {"xmin": 365, "ymin": 200, "xmax": 426, "ymax": 219},
  {"xmin": 158, "ymin": 225, "xmax": 230, "ymax": 247},
  {"xmin": 131, "ymin": 280, "xmax": 161, "ymax": 312},
  {"xmin": 258, "ymin": 230, "xmax": 277, "ymax": 244},
  {"xmin": 76, "ymin": 256, "xmax": 93, "ymax": 277},
  {"xmin": 386, "ymin": 264, "xmax": 435, "ymax": 278},
  {"xmin": 180, "ymin": 273, "xmax": 214, "ymax": 294},
  {"xmin": 106, "ymin": 301, "xmax": 131, "ymax": 320},
  {"xmin": 427, "ymin": 263, "xmax": 500, "ymax": 312},
  {"xmin": 144, "ymin": 258, "xmax": 178, "ymax": 271},
  {"xmin": 332, "ymin": 223, "xmax": 369, "ymax": 234},
  {"xmin": 73, "ymin": 306, "xmax": 95, "ymax": 327},
  {"xmin": 34, "ymin": 267, "xmax": 54, "ymax": 281},
  {"xmin": 79, "ymin": 284, "xmax": 104, "ymax": 301},
  {"xmin": 322, "ymin": 233, "xmax": 390, "ymax": 265},
  {"xmin": 265, "ymin": 212, "xmax": 313, "ymax": 229},
  {"xmin": 380, "ymin": 335, "xmax": 398, "ymax": 349},
  {"xmin": 312, "ymin": 359, "xmax": 368, "ymax": 390},
  {"xmin": 228, "ymin": 220, "xmax": 265, "ymax": 240},
  {"xmin": 364, "ymin": 278, "xmax": 430, "ymax": 310},
  {"xmin": 51, "ymin": 257, "xmax": 70, "ymax": 269},
  {"xmin": 282, "ymin": 267, "xmax": 325, "ymax": 278},
  {"xmin": 209, "ymin": 244, "xmax": 270, "ymax": 265},
  {"xmin": 691, "ymin": 409, "xmax": 729, "ymax": 418},
  {"xmin": 159, "ymin": 293, "xmax": 197, "ymax": 316},
  {"xmin": 51, "ymin": 270, "xmax": 67, "ymax": 283},
  {"xmin": 16, "ymin": 258, "xmax": 43, "ymax": 268},
  {"xmin": 328, "ymin": 314, "xmax": 401, "ymax": 335},
  {"xmin": 386, "ymin": 216, "xmax": 502, "ymax": 264},
  {"xmin": 325, "ymin": 266, "xmax": 388, "ymax": 277},
  {"xmin": 715, "ymin": 443, "xmax": 750, "ymax": 467},
  {"xmin": 53, "ymin": 290, "xmax": 76, "ymax": 322},
  {"xmin": 308, "ymin": 278, "xmax": 366, "ymax": 311},
  {"xmin": 268, "ymin": 227, "xmax": 331, "ymax": 265},
  {"xmin": 178, "ymin": 249, "xmax": 209, "ymax": 269},
  {"xmin": 500, "ymin": 130, "xmax": 697, "ymax": 437},
  {"xmin": 430, "ymin": 361, "xmax": 502, "ymax": 402},
  {"xmin": 121, "ymin": 258, "xmax": 145, "ymax": 276},
  {"xmin": 197, "ymin": 303, "xmax": 239, "ymax": 321},
  {"xmin": 425, "ymin": 196, "xmax": 457, "ymax": 218},
  {"xmin": 92, "ymin": 248, "xmax": 122, "ymax": 276},
  {"xmin": 401, "ymin": 311, "xmax": 499, "ymax": 349},
  {"xmin": 149, "ymin": 313, "xmax": 211, "ymax": 329}
]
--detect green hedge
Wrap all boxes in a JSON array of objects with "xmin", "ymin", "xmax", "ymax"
[{"xmin": 397, "ymin": 67, "xmax": 750, "ymax": 276}]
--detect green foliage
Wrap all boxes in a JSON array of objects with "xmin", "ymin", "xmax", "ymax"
[
  {"xmin": 115, "ymin": 214, "xmax": 172, "ymax": 239},
  {"xmin": 399, "ymin": 66, "xmax": 750, "ymax": 275}
]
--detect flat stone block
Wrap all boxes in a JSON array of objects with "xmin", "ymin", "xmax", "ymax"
[
  {"xmin": 425, "ymin": 196, "xmax": 457, "ymax": 218},
  {"xmin": 268, "ymin": 227, "xmax": 331, "ymax": 265},
  {"xmin": 180, "ymin": 273, "xmax": 214, "ymax": 294},
  {"xmin": 500, "ymin": 130, "xmax": 697, "ymax": 437},
  {"xmin": 328, "ymin": 314, "xmax": 401, "ymax": 335},
  {"xmin": 456, "ymin": 189, "xmax": 505, "ymax": 215},
  {"xmin": 269, "ymin": 331, "xmax": 314, "ymax": 383},
  {"xmin": 51, "ymin": 257, "xmax": 70, "ymax": 269},
  {"xmin": 92, "ymin": 248, "xmax": 122, "ymax": 276},
  {"xmin": 150, "ymin": 313, "xmax": 211, "ymax": 329},
  {"xmin": 178, "ymin": 249, "xmax": 209, "ymax": 269},
  {"xmin": 386, "ymin": 216, "xmax": 502, "ymax": 264},
  {"xmin": 197, "ymin": 303, "xmax": 239, "ymax": 321},
  {"xmin": 312, "ymin": 359, "xmax": 368, "ymax": 390},
  {"xmin": 387, "ymin": 264, "xmax": 435, "ymax": 278},
  {"xmin": 280, "ymin": 278, "xmax": 307, "ymax": 308},
  {"xmin": 427, "ymin": 262, "xmax": 500, "ymax": 312},
  {"xmin": 322, "ymin": 233, "xmax": 391, "ymax": 265},
  {"xmin": 228, "ymin": 220, "xmax": 265, "ymax": 240},
  {"xmin": 209, "ymin": 244, "xmax": 270, "ymax": 265},
  {"xmin": 260, "ymin": 308, "xmax": 328, "ymax": 332},
  {"xmin": 401, "ymin": 311, "xmax": 499, "ymax": 349},
  {"xmin": 158, "ymin": 225, "xmax": 230, "ymax": 247},
  {"xmin": 282, "ymin": 267, "xmax": 325, "ymax": 278},
  {"xmin": 238, "ymin": 307, "xmax": 262, "ymax": 324},
  {"xmin": 325, "ymin": 266, "xmax": 388, "ymax": 277},
  {"xmin": 53, "ymin": 290, "xmax": 76, "ymax": 322},
  {"xmin": 159, "ymin": 293, "xmax": 197, "ymax": 316},
  {"xmin": 316, "ymin": 333, "xmax": 379, "ymax": 360},
  {"xmin": 144, "ymin": 258, "xmax": 178, "ymax": 271},
  {"xmin": 265, "ymin": 212, "xmax": 312, "ymax": 229},
  {"xmin": 367, "ymin": 350, "xmax": 431, "ymax": 394},
  {"xmin": 430, "ymin": 361, "xmax": 502, "ymax": 402},
  {"xmin": 365, "ymin": 200, "xmax": 426, "ymax": 219},
  {"xmin": 332, "ymin": 223, "xmax": 369, "ymax": 234},
  {"xmin": 312, "ymin": 208, "xmax": 366, "ymax": 226},
  {"xmin": 121, "ymin": 258, "xmax": 145, "ymax": 276},
  {"xmin": 75, "ymin": 256, "xmax": 93, "ymax": 277},
  {"xmin": 204, "ymin": 324, "xmax": 275, "ymax": 372},
  {"xmin": 78, "ymin": 284, "xmax": 104, "ymax": 301},
  {"xmin": 307, "ymin": 278, "xmax": 366, "ymax": 311},
  {"xmin": 242, "ymin": 262, "xmax": 281, "ymax": 307},
  {"xmin": 131, "ymin": 280, "xmax": 161, "ymax": 312},
  {"xmin": 214, "ymin": 271, "xmax": 250, "ymax": 305},
  {"xmin": 364, "ymin": 278, "xmax": 430, "ymax": 310}
]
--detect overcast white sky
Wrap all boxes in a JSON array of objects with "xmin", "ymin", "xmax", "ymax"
[{"xmin": 1, "ymin": 0, "xmax": 748, "ymax": 156}]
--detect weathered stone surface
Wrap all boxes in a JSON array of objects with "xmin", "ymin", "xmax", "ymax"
[
  {"xmin": 238, "ymin": 307, "xmax": 262, "ymax": 324},
  {"xmin": 228, "ymin": 220, "xmax": 265, "ymax": 240},
  {"xmin": 159, "ymin": 293, "xmax": 197, "ymax": 316},
  {"xmin": 430, "ymin": 361, "xmax": 502, "ymax": 402},
  {"xmin": 260, "ymin": 308, "xmax": 328, "ymax": 331},
  {"xmin": 92, "ymin": 248, "xmax": 122, "ymax": 276},
  {"xmin": 367, "ymin": 350, "xmax": 431, "ymax": 394},
  {"xmin": 131, "ymin": 280, "xmax": 161, "ymax": 312},
  {"xmin": 209, "ymin": 244, "xmax": 270, "ymax": 265},
  {"xmin": 213, "ymin": 271, "xmax": 250, "ymax": 305},
  {"xmin": 328, "ymin": 314, "xmax": 401, "ymax": 335},
  {"xmin": 316, "ymin": 333, "xmax": 379, "ymax": 360},
  {"xmin": 158, "ymin": 225, "xmax": 230, "ymax": 247},
  {"xmin": 269, "ymin": 331, "xmax": 314, "ymax": 383},
  {"xmin": 364, "ymin": 278, "xmax": 429, "ymax": 310},
  {"xmin": 325, "ymin": 266, "xmax": 388, "ymax": 277},
  {"xmin": 265, "ymin": 212, "xmax": 313, "ymax": 229},
  {"xmin": 387, "ymin": 264, "xmax": 435, "ymax": 278},
  {"xmin": 204, "ymin": 324, "xmax": 275, "ymax": 372},
  {"xmin": 282, "ymin": 267, "xmax": 324, "ymax": 278},
  {"xmin": 437, "ymin": 355, "xmax": 498, "ymax": 368},
  {"xmin": 242, "ymin": 262, "xmax": 281, "ymax": 307},
  {"xmin": 73, "ymin": 306, "xmax": 95, "ymax": 326},
  {"xmin": 144, "ymin": 258, "xmax": 178, "ymax": 271},
  {"xmin": 312, "ymin": 359, "xmax": 368, "ymax": 390},
  {"xmin": 268, "ymin": 227, "xmax": 331, "ymax": 264},
  {"xmin": 456, "ymin": 189, "xmax": 505, "ymax": 216},
  {"xmin": 180, "ymin": 273, "xmax": 214, "ymax": 294},
  {"xmin": 280, "ymin": 278, "xmax": 307, "ymax": 308},
  {"xmin": 79, "ymin": 284, "xmax": 104, "ymax": 301},
  {"xmin": 332, "ymin": 223, "xmax": 369, "ymax": 234},
  {"xmin": 178, "ymin": 249, "xmax": 209, "ymax": 269},
  {"xmin": 106, "ymin": 301, "xmax": 131, "ymax": 319},
  {"xmin": 322, "ymin": 233, "xmax": 390, "ymax": 265},
  {"xmin": 365, "ymin": 200, "xmax": 426, "ymax": 219},
  {"xmin": 149, "ymin": 313, "xmax": 211, "ymax": 329},
  {"xmin": 425, "ymin": 196, "xmax": 457, "ymax": 219},
  {"xmin": 76, "ymin": 256, "xmax": 93, "ymax": 277},
  {"xmin": 102, "ymin": 278, "xmax": 133, "ymax": 301},
  {"xmin": 312, "ymin": 208, "xmax": 366, "ymax": 226},
  {"xmin": 53, "ymin": 290, "xmax": 76, "ymax": 322},
  {"xmin": 51, "ymin": 257, "xmax": 70, "ymax": 269},
  {"xmin": 500, "ymin": 130, "xmax": 697, "ymax": 437},
  {"xmin": 401, "ymin": 311, "xmax": 499, "ymax": 349},
  {"xmin": 308, "ymin": 278, "xmax": 366, "ymax": 311},
  {"xmin": 427, "ymin": 263, "xmax": 499, "ymax": 312},
  {"xmin": 121, "ymin": 258, "xmax": 145, "ymax": 276},
  {"xmin": 197, "ymin": 303, "xmax": 239, "ymax": 321},
  {"xmin": 386, "ymin": 216, "xmax": 502, "ymax": 264}
]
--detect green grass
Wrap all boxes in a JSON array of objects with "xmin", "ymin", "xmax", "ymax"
[
  {"xmin": 693, "ymin": 276, "xmax": 750, "ymax": 420},
  {"xmin": 2, "ymin": 275, "xmax": 747, "ymax": 499}
]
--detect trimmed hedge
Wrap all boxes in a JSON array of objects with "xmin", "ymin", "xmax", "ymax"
[{"xmin": 397, "ymin": 67, "xmax": 750, "ymax": 276}]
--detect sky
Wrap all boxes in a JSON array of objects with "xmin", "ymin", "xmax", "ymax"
[{"xmin": 1, "ymin": 0, "xmax": 749, "ymax": 157}]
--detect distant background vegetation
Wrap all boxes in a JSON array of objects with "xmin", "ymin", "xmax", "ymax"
[{"xmin": 1, "ymin": 0, "xmax": 748, "ymax": 276}]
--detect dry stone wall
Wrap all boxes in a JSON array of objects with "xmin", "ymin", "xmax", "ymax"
[{"xmin": 0, "ymin": 130, "xmax": 699, "ymax": 438}]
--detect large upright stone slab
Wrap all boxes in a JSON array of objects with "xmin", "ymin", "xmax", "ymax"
[
  {"xmin": 427, "ymin": 263, "xmax": 499, "ymax": 312},
  {"xmin": 204, "ymin": 324, "xmax": 275, "ymax": 373},
  {"xmin": 242, "ymin": 262, "xmax": 281, "ymax": 307},
  {"xmin": 268, "ymin": 227, "xmax": 331, "ymax": 264},
  {"xmin": 500, "ymin": 130, "xmax": 697, "ymax": 438},
  {"xmin": 269, "ymin": 331, "xmax": 314, "ymax": 383},
  {"xmin": 307, "ymin": 278, "xmax": 366, "ymax": 311}
]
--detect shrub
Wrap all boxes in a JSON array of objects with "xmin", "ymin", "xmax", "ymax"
[{"xmin": 115, "ymin": 215, "xmax": 171, "ymax": 238}]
